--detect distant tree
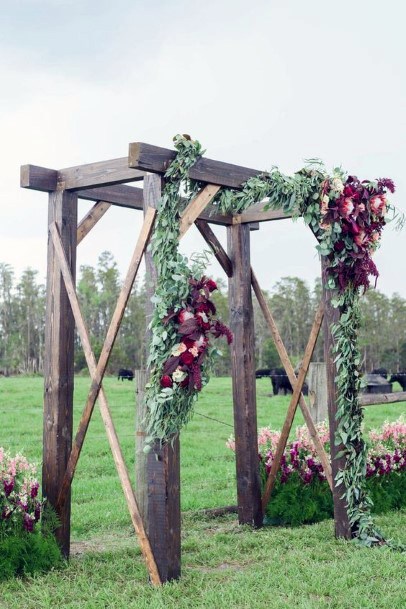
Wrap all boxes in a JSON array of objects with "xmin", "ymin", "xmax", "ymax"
[{"xmin": 14, "ymin": 269, "xmax": 45, "ymax": 373}]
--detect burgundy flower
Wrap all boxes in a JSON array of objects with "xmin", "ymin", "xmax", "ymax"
[
  {"xmin": 339, "ymin": 197, "xmax": 354, "ymax": 218},
  {"xmin": 30, "ymin": 482, "xmax": 39, "ymax": 499},
  {"xmin": 23, "ymin": 513, "xmax": 34, "ymax": 533},
  {"xmin": 180, "ymin": 351, "xmax": 194, "ymax": 366},
  {"xmin": 160, "ymin": 375, "xmax": 173, "ymax": 388},
  {"xmin": 3, "ymin": 479, "xmax": 14, "ymax": 497},
  {"xmin": 205, "ymin": 279, "xmax": 217, "ymax": 292},
  {"xmin": 377, "ymin": 178, "xmax": 395, "ymax": 193}
]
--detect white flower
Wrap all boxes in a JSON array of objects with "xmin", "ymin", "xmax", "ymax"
[
  {"xmin": 322, "ymin": 194, "xmax": 329, "ymax": 204},
  {"xmin": 171, "ymin": 343, "xmax": 187, "ymax": 356},
  {"xmin": 331, "ymin": 178, "xmax": 344, "ymax": 193},
  {"xmin": 173, "ymin": 367, "xmax": 187, "ymax": 383},
  {"xmin": 189, "ymin": 346, "xmax": 199, "ymax": 357}
]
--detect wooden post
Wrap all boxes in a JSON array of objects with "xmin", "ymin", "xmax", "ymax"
[
  {"xmin": 142, "ymin": 174, "xmax": 181, "ymax": 581},
  {"xmin": 307, "ymin": 363, "xmax": 328, "ymax": 423},
  {"xmin": 227, "ymin": 223, "xmax": 262, "ymax": 527},
  {"xmin": 321, "ymin": 259, "xmax": 351, "ymax": 539},
  {"xmin": 43, "ymin": 190, "xmax": 77, "ymax": 557},
  {"xmin": 135, "ymin": 369, "xmax": 148, "ymax": 527}
]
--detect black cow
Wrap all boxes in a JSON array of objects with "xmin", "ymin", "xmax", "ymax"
[
  {"xmin": 118, "ymin": 368, "xmax": 134, "ymax": 381},
  {"xmin": 389, "ymin": 372, "xmax": 406, "ymax": 391},
  {"xmin": 255, "ymin": 368, "xmax": 271, "ymax": 378},
  {"xmin": 269, "ymin": 368, "xmax": 308, "ymax": 396},
  {"xmin": 371, "ymin": 368, "xmax": 388, "ymax": 380}
]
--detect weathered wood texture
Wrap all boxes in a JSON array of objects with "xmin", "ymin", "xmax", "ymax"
[
  {"xmin": 251, "ymin": 271, "xmax": 333, "ymax": 489},
  {"xmin": 308, "ymin": 363, "xmax": 328, "ymax": 423},
  {"xmin": 359, "ymin": 391, "xmax": 406, "ymax": 406},
  {"xmin": 142, "ymin": 174, "xmax": 181, "ymax": 582},
  {"xmin": 321, "ymin": 258, "xmax": 352, "ymax": 539},
  {"xmin": 43, "ymin": 190, "xmax": 77, "ymax": 557},
  {"xmin": 261, "ymin": 302, "xmax": 325, "ymax": 510},
  {"xmin": 77, "ymin": 201, "xmax": 111, "ymax": 244},
  {"xmin": 58, "ymin": 158, "xmax": 145, "ymax": 190},
  {"xmin": 195, "ymin": 220, "xmax": 233, "ymax": 277},
  {"xmin": 21, "ymin": 164, "xmax": 58, "ymax": 191},
  {"xmin": 129, "ymin": 142, "xmax": 262, "ymax": 189},
  {"xmin": 227, "ymin": 223, "xmax": 262, "ymax": 527},
  {"xmin": 50, "ymin": 225, "xmax": 161, "ymax": 585},
  {"xmin": 76, "ymin": 184, "xmax": 144, "ymax": 208},
  {"xmin": 179, "ymin": 184, "xmax": 221, "ymax": 238}
]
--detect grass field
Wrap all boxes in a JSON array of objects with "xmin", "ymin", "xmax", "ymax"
[{"xmin": 0, "ymin": 376, "xmax": 405, "ymax": 609}]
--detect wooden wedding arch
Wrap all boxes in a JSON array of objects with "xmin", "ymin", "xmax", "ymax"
[{"xmin": 20, "ymin": 141, "xmax": 402, "ymax": 585}]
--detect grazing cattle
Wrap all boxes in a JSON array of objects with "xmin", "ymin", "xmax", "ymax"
[
  {"xmin": 117, "ymin": 368, "xmax": 134, "ymax": 381},
  {"xmin": 255, "ymin": 368, "xmax": 271, "ymax": 378},
  {"xmin": 269, "ymin": 368, "xmax": 308, "ymax": 396},
  {"xmin": 371, "ymin": 368, "xmax": 388, "ymax": 380},
  {"xmin": 389, "ymin": 372, "xmax": 406, "ymax": 391}
]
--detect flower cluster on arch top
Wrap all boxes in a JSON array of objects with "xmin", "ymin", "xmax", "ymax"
[{"xmin": 144, "ymin": 134, "xmax": 402, "ymax": 548}]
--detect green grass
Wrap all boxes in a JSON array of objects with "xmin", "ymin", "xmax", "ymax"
[{"xmin": 0, "ymin": 376, "xmax": 405, "ymax": 609}]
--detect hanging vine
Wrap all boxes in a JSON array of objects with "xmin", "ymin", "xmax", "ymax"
[{"xmin": 145, "ymin": 134, "xmax": 402, "ymax": 548}]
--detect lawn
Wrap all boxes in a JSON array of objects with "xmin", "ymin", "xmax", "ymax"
[{"xmin": 0, "ymin": 375, "xmax": 405, "ymax": 609}]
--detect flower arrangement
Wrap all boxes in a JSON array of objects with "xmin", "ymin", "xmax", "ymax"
[
  {"xmin": 160, "ymin": 276, "xmax": 232, "ymax": 392},
  {"xmin": 146, "ymin": 133, "xmax": 403, "ymax": 546},
  {"xmin": 227, "ymin": 418, "xmax": 406, "ymax": 526},
  {"xmin": 0, "ymin": 447, "xmax": 42, "ymax": 535},
  {"xmin": 0, "ymin": 447, "xmax": 62, "ymax": 580}
]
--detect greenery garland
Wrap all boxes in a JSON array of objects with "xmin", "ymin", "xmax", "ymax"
[{"xmin": 145, "ymin": 134, "xmax": 402, "ymax": 547}]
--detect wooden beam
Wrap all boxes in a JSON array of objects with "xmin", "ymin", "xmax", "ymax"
[
  {"xmin": 43, "ymin": 190, "xmax": 77, "ymax": 557},
  {"xmin": 261, "ymin": 301, "xmax": 325, "ymax": 510},
  {"xmin": 77, "ymin": 201, "xmax": 111, "ymax": 245},
  {"xmin": 359, "ymin": 391, "xmax": 406, "ymax": 406},
  {"xmin": 251, "ymin": 270, "xmax": 333, "ymax": 489},
  {"xmin": 57, "ymin": 158, "xmax": 145, "ymax": 191},
  {"xmin": 129, "ymin": 142, "xmax": 262, "ymax": 189},
  {"xmin": 195, "ymin": 219, "xmax": 233, "ymax": 277},
  {"xmin": 20, "ymin": 164, "xmax": 58, "ymax": 191},
  {"xmin": 321, "ymin": 258, "xmax": 352, "ymax": 539},
  {"xmin": 76, "ymin": 184, "xmax": 144, "ymax": 208},
  {"xmin": 239, "ymin": 202, "xmax": 291, "ymax": 224},
  {"xmin": 179, "ymin": 185, "xmax": 221, "ymax": 238},
  {"xmin": 227, "ymin": 223, "xmax": 263, "ymax": 527}
]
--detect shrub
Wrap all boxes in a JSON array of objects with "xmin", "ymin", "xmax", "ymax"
[
  {"xmin": 227, "ymin": 417, "xmax": 406, "ymax": 526},
  {"xmin": 0, "ymin": 448, "xmax": 62, "ymax": 580}
]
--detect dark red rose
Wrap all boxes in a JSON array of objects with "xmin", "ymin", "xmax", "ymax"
[
  {"xmin": 196, "ymin": 303, "xmax": 210, "ymax": 314},
  {"xmin": 334, "ymin": 240, "xmax": 345, "ymax": 253},
  {"xmin": 180, "ymin": 351, "xmax": 194, "ymax": 366},
  {"xmin": 206, "ymin": 279, "xmax": 217, "ymax": 292},
  {"xmin": 183, "ymin": 338, "xmax": 195, "ymax": 349},
  {"xmin": 160, "ymin": 375, "xmax": 173, "ymax": 388}
]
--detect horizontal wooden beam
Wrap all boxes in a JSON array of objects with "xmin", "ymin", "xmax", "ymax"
[
  {"xmin": 359, "ymin": 391, "xmax": 406, "ymax": 406},
  {"xmin": 129, "ymin": 142, "xmax": 262, "ymax": 189},
  {"xmin": 58, "ymin": 158, "xmax": 145, "ymax": 191},
  {"xmin": 76, "ymin": 185, "xmax": 144, "ymax": 209},
  {"xmin": 239, "ymin": 202, "xmax": 291, "ymax": 224},
  {"xmin": 20, "ymin": 165, "xmax": 58, "ymax": 191}
]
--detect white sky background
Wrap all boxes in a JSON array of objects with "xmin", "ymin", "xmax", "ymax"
[{"xmin": 1, "ymin": 0, "xmax": 405, "ymax": 297}]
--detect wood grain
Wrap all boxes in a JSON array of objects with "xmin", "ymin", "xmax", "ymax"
[
  {"xmin": 179, "ymin": 184, "xmax": 221, "ymax": 238},
  {"xmin": 20, "ymin": 164, "xmax": 58, "ymax": 191},
  {"xmin": 43, "ymin": 190, "xmax": 77, "ymax": 557},
  {"xmin": 227, "ymin": 223, "xmax": 263, "ymax": 527},
  {"xmin": 57, "ymin": 157, "xmax": 145, "ymax": 190},
  {"xmin": 77, "ymin": 201, "xmax": 111, "ymax": 245}
]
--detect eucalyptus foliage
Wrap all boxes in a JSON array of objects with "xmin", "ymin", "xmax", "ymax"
[{"xmin": 146, "ymin": 134, "xmax": 401, "ymax": 548}]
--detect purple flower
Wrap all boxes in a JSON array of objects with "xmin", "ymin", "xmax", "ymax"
[{"xmin": 3, "ymin": 478, "xmax": 14, "ymax": 497}]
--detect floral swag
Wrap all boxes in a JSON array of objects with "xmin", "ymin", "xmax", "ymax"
[{"xmin": 145, "ymin": 134, "xmax": 402, "ymax": 548}]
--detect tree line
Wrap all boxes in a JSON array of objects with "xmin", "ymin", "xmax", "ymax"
[{"xmin": 1, "ymin": 256, "xmax": 405, "ymax": 376}]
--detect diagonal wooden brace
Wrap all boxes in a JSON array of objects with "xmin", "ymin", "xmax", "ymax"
[
  {"xmin": 178, "ymin": 184, "xmax": 221, "ymax": 239},
  {"xmin": 251, "ymin": 270, "xmax": 333, "ymax": 490},
  {"xmin": 50, "ymin": 219, "xmax": 161, "ymax": 585},
  {"xmin": 261, "ymin": 300, "xmax": 325, "ymax": 510},
  {"xmin": 56, "ymin": 206, "xmax": 156, "ymax": 507}
]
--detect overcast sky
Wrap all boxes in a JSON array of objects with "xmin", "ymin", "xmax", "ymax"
[{"xmin": 1, "ymin": 0, "xmax": 405, "ymax": 298}]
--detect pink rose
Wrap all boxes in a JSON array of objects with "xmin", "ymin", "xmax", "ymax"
[
  {"xmin": 370, "ymin": 195, "xmax": 387, "ymax": 216},
  {"xmin": 339, "ymin": 197, "xmax": 354, "ymax": 218}
]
